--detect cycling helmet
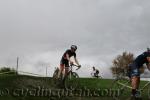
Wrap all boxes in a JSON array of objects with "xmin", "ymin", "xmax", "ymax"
[
  {"xmin": 147, "ymin": 52, "xmax": 150, "ymax": 57},
  {"xmin": 147, "ymin": 47, "xmax": 150, "ymax": 52},
  {"xmin": 71, "ymin": 45, "xmax": 77, "ymax": 50},
  {"xmin": 146, "ymin": 48, "xmax": 150, "ymax": 57}
]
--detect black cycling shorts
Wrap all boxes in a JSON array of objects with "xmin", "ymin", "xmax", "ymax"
[
  {"xmin": 128, "ymin": 63, "xmax": 140, "ymax": 78},
  {"xmin": 60, "ymin": 58, "xmax": 69, "ymax": 67}
]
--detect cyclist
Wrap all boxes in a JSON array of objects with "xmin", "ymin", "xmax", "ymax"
[
  {"xmin": 91, "ymin": 66, "xmax": 99, "ymax": 78},
  {"xmin": 128, "ymin": 48, "xmax": 150, "ymax": 98},
  {"xmin": 57, "ymin": 45, "xmax": 81, "ymax": 78}
]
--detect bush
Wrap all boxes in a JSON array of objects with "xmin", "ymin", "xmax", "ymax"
[
  {"xmin": 110, "ymin": 51, "xmax": 134, "ymax": 77},
  {"xmin": 0, "ymin": 67, "xmax": 17, "ymax": 75}
]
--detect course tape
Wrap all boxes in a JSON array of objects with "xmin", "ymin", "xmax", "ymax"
[
  {"xmin": 18, "ymin": 71, "xmax": 45, "ymax": 77},
  {"xmin": 0, "ymin": 71, "xmax": 15, "ymax": 75},
  {"xmin": 0, "ymin": 71, "xmax": 46, "ymax": 77}
]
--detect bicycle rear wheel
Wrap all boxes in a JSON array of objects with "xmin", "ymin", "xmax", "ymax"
[
  {"xmin": 52, "ymin": 68, "xmax": 63, "ymax": 87},
  {"xmin": 64, "ymin": 72, "xmax": 79, "ymax": 89},
  {"xmin": 111, "ymin": 77, "xmax": 131, "ymax": 100},
  {"xmin": 135, "ymin": 81, "xmax": 150, "ymax": 100},
  {"xmin": 146, "ymin": 82, "xmax": 150, "ymax": 99},
  {"xmin": 52, "ymin": 68, "xmax": 59, "ymax": 84}
]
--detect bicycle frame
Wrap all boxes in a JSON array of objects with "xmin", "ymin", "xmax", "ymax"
[
  {"xmin": 64, "ymin": 64, "xmax": 80, "ymax": 89},
  {"xmin": 66, "ymin": 66, "xmax": 73, "ymax": 79},
  {"xmin": 67, "ymin": 64, "xmax": 79, "ymax": 73},
  {"xmin": 66, "ymin": 64, "xmax": 78, "ymax": 77},
  {"xmin": 140, "ymin": 80, "xmax": 150, "ymax": 91},
  {"xmin": 52, "ymin": 64, "xmax": 80, "ymax": 89},
  {"xmin": 115, "ymin": 77, "xmax": 150, "ymax": 91},
  {"xmin": 111, "ymin": 77, "xmax": 150, "ymax": 100},
  {"xmin": 68, "ymin": 64, "xmax": 73, "ymax": 72}
]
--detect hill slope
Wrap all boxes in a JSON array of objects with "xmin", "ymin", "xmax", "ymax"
[
  {"xmin": 0, "ymin": 75, "xmax": 149, "ymax": 100},
  {"xmin": 0, "ymin": 75, "xmax": 114, "ymax": 100}
]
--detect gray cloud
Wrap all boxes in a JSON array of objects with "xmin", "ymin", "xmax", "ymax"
[{"xmin": 0, "ymin": 0, "xmax": 150, "ymax": 78}]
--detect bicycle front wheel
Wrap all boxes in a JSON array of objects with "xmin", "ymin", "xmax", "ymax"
[
  {"xmin": 64, "ymin": 72, "xmax": 79, "ymax": 89},
  {"xmin": 98, "ymin": 76, "xmax": 102, "ymax": 79}
]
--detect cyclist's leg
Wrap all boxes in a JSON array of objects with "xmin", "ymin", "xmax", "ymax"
[
  {"xmin": 64, "ymin": 60, "xmax": 69, "ymax": 77},
  {"xmin": 96, "ymin": 71, "xmax": 99, "ymax": 78},
  {"xmin": 131, "ymin": 77, "xmax": 140, "ymax": 92},
  {"xmin": 57, "ymin": 64, "xmax": 64, "ymax": 78},
  {"xmin": 94, "ymin": 73, "xmax": 96, "ymax": 77},
  {"xmin": 131, "ymin": 76, "xmax": 140, "ymax": 96},
  {"xmin": 129, "ymin": 64, "xmax": 140, "ymax": 97},
  {"xmin": 57, "ymin": 59, "xmax": 65, "ymax": 78}
]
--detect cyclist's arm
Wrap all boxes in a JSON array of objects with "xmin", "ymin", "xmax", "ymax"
[
  {"xmin": 74, "ymin": 57, "xmax": 80, "ymax": 66},
  {"xmin": 66, "ymin": 53, "xmax": 73, "ymax": 64}
]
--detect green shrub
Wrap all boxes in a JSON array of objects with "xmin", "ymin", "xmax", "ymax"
[{"xmin": 0, "ymin": 67, "xmax": 17, "ymax": 75}]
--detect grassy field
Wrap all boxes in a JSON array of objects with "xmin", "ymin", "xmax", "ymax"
[{"xmin": 0, "ymin": 74, "xmax": 149, "ymax": 100}]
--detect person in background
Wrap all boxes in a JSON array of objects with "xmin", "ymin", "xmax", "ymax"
[{"xmin": 91, "ymin": 66, "xmax": 99, "ymax": 78}]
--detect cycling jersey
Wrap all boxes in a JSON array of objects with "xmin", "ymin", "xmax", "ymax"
[
  {"xmin": 62, "ymin": 49, "xmax": 76, "ymax": 59},
  {"xmin": 95, "ymin": 69, "xmax": 99, "ymax": 74},
  {"xmin": 60, "ymin": 49, "xmax": 76, "ymax": 67},
  {"xmin": 128, "ymin": 51, "xmax": 150, "ymax": 77},
  {"xmin": 133, "ymin": 52, "xmax": 150, "ymax": 68}
]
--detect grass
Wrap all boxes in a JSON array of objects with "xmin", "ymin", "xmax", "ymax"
[{"xmin": 0, "ymin": 74, "xmax": 149, "ymax": 100}]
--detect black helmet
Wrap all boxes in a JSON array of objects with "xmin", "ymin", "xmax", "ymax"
[
  {"xmin": 71, "ymin": 45, "xmax": 77, "ymax": 50},
  {"xmin": 147, "ymin": 52, "xmax": 150, "ymax": 57}
]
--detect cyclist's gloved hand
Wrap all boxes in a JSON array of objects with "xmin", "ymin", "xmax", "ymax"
[
  {"xmin": 78, "ymin": 65, "xmax": 81, "ymax": 68},
  {"xmin": 76, "ymin": 65, "xmax": 81, "ymax": 70},
  {"xmin": 70, "ymin": 61, "xmax": 74, "ymax": 65}
]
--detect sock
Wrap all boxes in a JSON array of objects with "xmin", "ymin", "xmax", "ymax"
[{"xmin": 132, "ymin": 89, "xmax": 136, "ymax": 96}]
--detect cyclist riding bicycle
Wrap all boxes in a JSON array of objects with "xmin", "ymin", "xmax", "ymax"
[
  {"xmin": 57, "ymin": 45, "xmax": 81, "ymax": 79},
  {"xmin": 91, "ymin": 66, "xmax": 99, "ymax": 78},
  {"xmin": 128, "ymin": 48, "xmax": 150, "ymax": 98}
]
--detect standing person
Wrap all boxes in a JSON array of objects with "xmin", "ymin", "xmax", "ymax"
[
  {"xmin": 128, "ymin": 48, "xmax": 150, "ymax": 99},
  {"xmin": 57, "ymin": 45, "xmax": 81, "ymax": 78}
]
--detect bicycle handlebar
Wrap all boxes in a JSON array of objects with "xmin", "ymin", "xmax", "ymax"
[
  {"xmin": 76, "ymin": 66, "xmax": 81, "ymax": 70},
  {"xmin": 70, "ymin": 64, "xmax": 81, "ymax": 70}
]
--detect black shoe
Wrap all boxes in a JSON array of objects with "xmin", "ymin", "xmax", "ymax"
[{"xmin": 130, "ymin": 95, "xmax": 142, "ymax": 100}]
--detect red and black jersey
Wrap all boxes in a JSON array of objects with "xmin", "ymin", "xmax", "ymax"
[{"xmin": 62, "ymin": 49, "xmax": 76, "ymax": 60}]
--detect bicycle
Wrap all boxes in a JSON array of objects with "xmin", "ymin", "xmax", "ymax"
[
  {"xmin": 52, "ymin": 64, "xmax": 81, "ymax": 89},
  {"xmin": 111, "ymin": 75, "xmax": 150, "ymax": 100},
  {"xmin": 52, "ymin": 67, "xmax": 63, "ymax": 87},
  {"xmin": 91, "ymin": 72, "xmax": 102, "ymax": 79}
]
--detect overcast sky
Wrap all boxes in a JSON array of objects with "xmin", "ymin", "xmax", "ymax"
[{"xmin": 0, "ymin": 0, "xmax": 150, "ymax": 78}]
